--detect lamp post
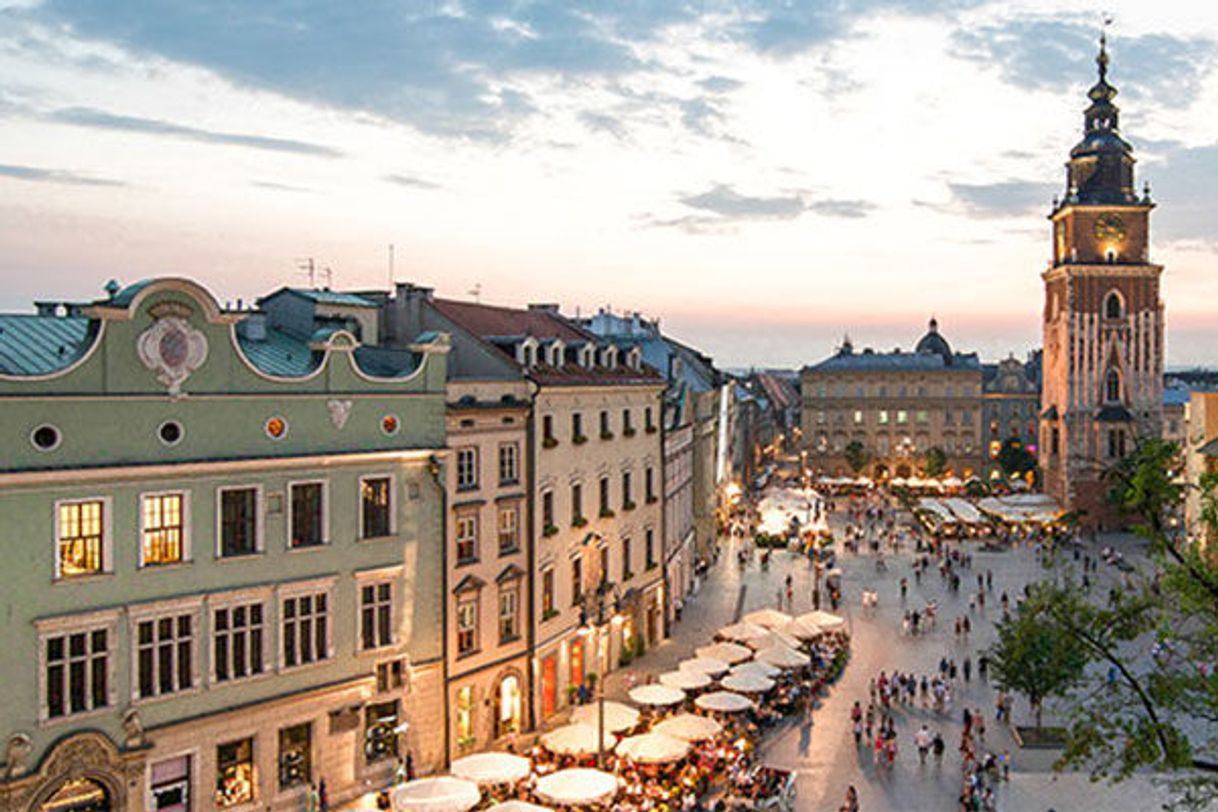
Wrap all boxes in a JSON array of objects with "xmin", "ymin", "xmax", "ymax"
[{"xmin": 579, "ymin": 532, "xmax": 621, "ymax": 769}]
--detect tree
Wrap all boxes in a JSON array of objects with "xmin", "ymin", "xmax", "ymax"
[
  {"xmin": 843, "ymin": 440, "xmax": 870, "ymax": 475},
  {"xmin": 924, "ymin": 446, "xmax": 947, "ymax": 478},
  {"xmin": 996, "ymin": 437, "xmax": 1037, "ymax": 478},
  {"xmin": 1021, "ymin": 439, "xmax": 1218, "ymax": 809},
  {"xmin": 986, "ymin": 585, "xmax": 1087, "ymax": 729}
]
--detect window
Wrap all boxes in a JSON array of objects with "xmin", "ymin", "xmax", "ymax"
[
  {"xmin": 856, "ymin": 386, "xmax": 864, "ymax": 398},
  {"xmin": 916, "ymin": 410, "xmax": 928, "ymax": 424},
  {"xmin": 278, "ymin": 723, "xmax": 311, "ymax": 790},
  {"xmin": 283, "ymin": 591, "xmax": 329, "ymax": 668},
  {"xmin": 456, "ymin": 448, "xmax": 479, "ymax": 491},
  {"xmin": 816, "ymin": 410, "xmax": 825, "ymax": 425},
  {"xmin": 44, "ymin": 627, "xmax": 109, "ymax": 719},
  {"xmin": 644, "ymin": 407, "xmax": 655, "ymax": 432},
  {"xmin": 599, "ymin": 546, "xmax": 610, "ymax": 584},
  {"xmin": 599, "ymin": 477, "xmax": 611, "ymax": 516},
  {"xmin": 361, "ymin": 582, "xmax": 393, "ymax": 650},
  {"xmin": 57, "ymin": 499, "xmax": 105, "ymax": 577},
  {"xmin": 877, "ymin": 410, "xmax": 888, "ymax": 425},
  {"xmin": 944, "ymin": 409, "xmax": 954, "ymax": 425},
  {"xmin": 219, "ymin": 488, "xmax": 258, "ymax": 557},
  {"xmin": 622, "ymin": 472, "xmax": 633, "ymax": 508},
  {"xmin": 289, "ymin": 482, "xmax": 326, "ymax": 548},
  {"xmin": 896, "ymin": 410, "xmax": 908, "ymax": 425},
  {"xmin": 1108, "ymin": 429, "xmax": 1127, "ymax": 459},
  {"xmin": 456, "ymin": 687, "xmax": 473, "ymax": 746},
  {"xmin": 142, "ymin": 492, "xmax": 186, "ymax": 566},
  {"xmin": 136, "ymin": 613, "xmax": 194, "ymax": 699},
  {"xmin": 543, "ymin": 415, "xmax": 555, "ymax": 444},
  {"xmin": 498, "ymin": 443, "xmax": 519, "ymax": 485},
  {"xmin": 457, "ymin": 597, "xmax": 478, "ymax": 655},
  {"xmin": 571, "ymin": 557, "xmax": 583, "ymax": 605},
  {"xmin": 499, "ymin": 587, "xmax": 519, "ymax": 643},
  {"xmin": 1105, "ymin": 290, "xmax": 1123, "ymax": 320},
  {"xmin": 878, "ymin": 386, "xmax": 888, "ymax": 398},
  {"xmin": 541, "ymin": 568, "xmax": 555, "ymax": 617},
  {"xmin": 571, "ymin": 483, "xmax": 583, "ymax": 524},
  {"xmin": 962, "ymin": 410, "xmax": 974, "ymax": 425},
  {"xmin": 1105, "ymin": 369, "xmax": 1121, "ymax": 403},
  {"xmin": 360, "ymin": 477, "xmax": 392, "ymax": 538},
  {"xmin": 621, "ymin": 537, "xmax": 632, "ymax": 580},
  {"xmin": 150, "ymin": 755, "xmax": 191, "ymax": 812},
  {"xmin": 572, "ymin": 413, "xmax": 584, "ymax": 442},
  {"xmin": 600, "ymin": 410, "xmax": 612, "ymax": 438},
  {"xmin": 853, "ymin": 410, "xmax": 863, "ymax": 425},
  {"xmin": 376, "ymin": 659, "xmax": 405, "ymax": 693},
  {"xmin": 456, "ymin": 514, "xmax": 478, "ymax": 563},
  {"xmin": 365, "ymin": 701, "xmax": 399, "ymax": 763},
  {"xmin": 498, "ymin": 505, "xmax": 519, "ymax": 553},
  {"xmin": 645, "ymin": 529, "xmax": 656, "ymax": 569},
  {"xmin": 542, "ymin": 490, "xmax": 555, "ymax": 531},
  {"xmin": 622, "ymin": 409, "xmax": 633, "ymax": 434},
  {"xmin": 1051, "ymin": 427, "xmax": 1060, "ymax": 456},
  {"xmin": 645, "ymin": 467, "xmax": 655, "ymax": 502},
  {"xmin": 917, "ymin": 386, "xmax": 927, "ymax": 397},
  {"xmin": 213, "ymin": 602, "xmax": 264, "ymax": 683},
  {"xmin": 216, "ymin": 738, "xmax": 254, "ymax": 808}
]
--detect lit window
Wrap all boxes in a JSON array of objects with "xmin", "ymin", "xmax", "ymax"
[
  {"xmin": 457, "ymin": 598, "xmax": 478, "ymax": 654},
  {"xmin": 896, "ymin": 410, "xmax": 909, "ymax": 425},
  {"xmin": 456, "ymin": 514, "xmax": 478, "ymax": 563},
  {"xmin": 216, "ymin": 738, "xmax": 254, "ymax": 808},
  {"xmin": 142, "ymin": 493, "xmax": 185, "ymax": 566},
  {"xmin": 498, "ymin": 505, "xmax": 519, "ymax": 553},
  {"xmin": 278, "ymin": 723, "xmax": 312, "ymax": 790},
  {"xmin": 361, "ymin": 477, "xmax": 392, "ymax": 539},
  {"xmin": 57, "ymin": 499, "xmax": 105, "ymax": 577}
]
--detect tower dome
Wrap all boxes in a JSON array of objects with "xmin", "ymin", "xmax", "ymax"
[{"xmin": 915, "ymin": 317, "xmax": 952, "ymax": 364}]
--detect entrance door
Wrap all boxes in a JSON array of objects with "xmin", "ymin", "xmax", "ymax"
[
  {"xmin": 495, "ymin": 675, "xmax": 521, "ymax": 738},
  {"xmin": 646, "ymin": 604, "xmax": 658, "ymax": 645},
  {"xmin": 40, "ymin": 777, "xmax": 111, "ymax": 812},
  {"xmin": 541, "ymin": 655, "xmax": 557, "ymax": 718},
  {"xmin": 150, "ymin": 755, "xmax": 191, "ymax": 812},
  {"xmin": 570, "ymin": 639, "xmax": 584, "ymax": 689}
]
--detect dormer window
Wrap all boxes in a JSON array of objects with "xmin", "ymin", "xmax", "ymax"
[
  {"xmin": 547, "ymin": 340, "xmax": 565, "ymax": 367},
  {"xmin": 627, "ymin": 347, "xmax": 642, "ymax": 371},
  {"xmin": 600, "ymin": 345, "xmax": 618, "ymax": 368},
  {"xmin": 517, "ymin": 337, "xmax": 539, "ymax": 368},
  {"xmin": 579, "ymin": 346, "xmax": 594, "ymax": 369}
]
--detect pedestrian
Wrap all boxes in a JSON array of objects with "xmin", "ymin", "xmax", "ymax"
[
  {"xmin": 874, "ymin": 732, "xmax": 886, "ymax": 766},
  {"xmin": 886, "ymin": 735, "xmax": 898, "ymax": 767},
  {"xmin": 949, "ymin": 659, "xmax": 958, "ymax": 681},
  {"xmin": 853, "ymin": 717, "xmax": 863, "ymax": 746},
  {"xmin": 963, "ymin": 615, "xmax": 971, "ymax": 635},
  {"xmin": 900, "ymin": 576, "xmax": 908, "ymax": 600},
  {"xmin": 932, "ymin": 732, "xmax": 945, "ymax": 763},
  {"xmin": 978, "ymin": 653, "xmax": 988, "ymax": 680},
  {"xmin": 842, "ymin": 785, "xmax": 860, "ymax": 812},
  {"xmin": 1002, "ymin": 749, "xmax": 1011, "ymax": 781},
  {"xmin": 318, "ymin": 779, "xmax": 328, "ymax": 812},
  {"xmin": 306, "ymin": 783, "xmax": 320, "ymax": 812},
  {"xmin": 975, "ymin": 710, "xmax": 986, "ymax": 742},
  {"xmin": 963, "ymin": 706, "xmax": 972, "ymax": 734},
  {"xmin": 865, "ymin": 703, "xmax": 875, "ymax": 738},
  {"xmin": 915, "ymin": 724, "xmax": 932, "ymax": 764},
  {"xmin": 963, "ymin": 656, "xmax": 972, "ymax": 682}
]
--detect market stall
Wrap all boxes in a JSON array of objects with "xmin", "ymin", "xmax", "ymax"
[{"xmin": 392, "ymin": 777, "xmax": 481, "ymax": 812}]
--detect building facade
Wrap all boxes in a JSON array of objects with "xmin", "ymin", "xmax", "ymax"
[
  {"xmin": 1039, "ymin": 37, "xmax": 1165, "ymax": 528},
  {"xmin": 0, "ymin": 279, "xmax": 449, "ymax": 812},
  {"xmin": 800, "ymin": 320, "xmax": 984, "ymax": 479},
  {"xmin": 981, "ymin": 353, "xmax": 1042, "ymax": 479}
]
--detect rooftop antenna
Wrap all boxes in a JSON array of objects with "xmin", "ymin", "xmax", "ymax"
[
  {"xmin": 388, "ymin": 243, "xmax": 395, "ymax": 289},
  {"xmin": 468, "ymin": 283, "xmax": 482, "ymax": 303},
  {"xmin": 321, "ymin": 266, "xmax": 334, "ymax": 289},
  {"xmin": 296, "ymin": 257, "xmax": 316, "ymax": 287}
]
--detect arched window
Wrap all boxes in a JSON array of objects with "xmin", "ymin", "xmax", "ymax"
[
  {"xmin": 1105, "ymin": 369, "xmax": 1121, "ymax": 403},
  {"xmin": 1104, "ymin": 290, "xmax": 1123, "ymax": 320}
]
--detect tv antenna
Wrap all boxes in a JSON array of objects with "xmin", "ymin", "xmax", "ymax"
[
  {"xmin": 468, "ymin": 283, "xmax": 482, "ymax": 303},
  {"xmin": 296, "ymin": 257, "xmax": 317, "ymax": 287}
]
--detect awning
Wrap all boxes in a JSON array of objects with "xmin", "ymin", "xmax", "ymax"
[
  {"xmin": 652, "ymin": 713, "xmax": 723, "ymax": 742},
  {"xmin": 571, "ymin": 701, "xmax": 640, "ymax": 734},
  {"xmin": 449, "ymin": 753, "xmax": 531, "ymax": 786},
  {"xmin": 535, "ymin": 769, "xmax": 618, "ymax": 806},
  {"xmin": 393, "ymin": 778, "xmax": 481, "ymax": 812}
]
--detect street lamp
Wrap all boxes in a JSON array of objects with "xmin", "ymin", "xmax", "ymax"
[{"xmin": 578, "ymin": 532, "xmax": 622, "ymax": 769}]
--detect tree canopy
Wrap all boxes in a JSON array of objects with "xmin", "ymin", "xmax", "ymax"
[{"xmin": 844, "ymin": 440, "xmax": 870, "ymax": 475}]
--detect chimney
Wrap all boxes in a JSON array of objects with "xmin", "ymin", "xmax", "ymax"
[{"xmin": 528, "ymin": 303, "xmax": 560, "ymax": 314}]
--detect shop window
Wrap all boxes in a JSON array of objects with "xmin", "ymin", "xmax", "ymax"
[
  {"xmin": 456, "ymin": 687, "xmax": 474, "ymax": 748},
  {"xmin": 364, "ymin": 701, "xmax": 399, "ymax": 764},
  {"xmin": 278, "ymin": 723, "xmax": 312, "ymax": 790},
  {"xmin": 215, "ymin": 738, "xmax": 254, "ymax": 808},
  {"xmin": 150, "ymin": 755, "xmax": 191, "ymax": 812}
]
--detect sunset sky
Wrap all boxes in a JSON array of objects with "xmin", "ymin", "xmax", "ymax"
[{"xmin": 2, "ymin": 0, "xmax": 1217, "ymax": 368}]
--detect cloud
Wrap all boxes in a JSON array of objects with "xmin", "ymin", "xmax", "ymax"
[
  {"xmin": 807, "ymin": 199, "xmax": 874, "ymax": 218},
  {"xmin": 951, "ymin": 19, "xmax": 1216, "ymax": 108},
  {"xmin": 383, "ymin": 173, "xmax": 441, "ymax": 190},
  {"xmin": 1141, "ymin": 140, "xmax": 1218, "ymax": 245},
  {"xmin": 697, "ymin": 75, "xmax": 743, "ymax": 93},
  {"xmin": 642, "ymin": 183, "xmax": 875, "ymax": 232},
  {"xmin": 251, "ymin": 180, "xmax": 311, "ymax": 193},
  {"xmin": 680, "ymin": 184, "xmax": 808, "ymax": 220},
  {"xmin": 578, "ymin": 111, "xmax": 631, "ymax": 142},
  {"xmin": 940, "ymin": 179, "xmax": 1057, "ymax": 218},
  {"xmin": 49, "ymin": 107, "xmax": 344, "ymax": 157},
  {"xmin": 0, "ymin": 162, "xmax": 124, "ymax": 186}
]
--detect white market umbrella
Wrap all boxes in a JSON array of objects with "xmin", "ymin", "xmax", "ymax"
[
  {"xmin": 659, "ymin": 669, "xmax": 712, "ymax": 690},
  {"xmin": 695, "ymin": 642, "xmax": 753, "ymax": 665},
  {"xmin": 653, "ymin": 713, "xmax": 723, "ymax": 742},
  {"xmin": 742, "ymin": 608, "xmax": 793, "ymax": 629},
  {"xmin": 449, "ymin": 752, "xmax": 531, "ymax": 786},
  {"xmin": 615, "ymin": 732, "xmax": 691, "ymax": 764},
  {"xmin": 572, "ymin": 700, "xmax": 640, "ymax": 734},
  {"xmin": 393, "ymin": 777, "xmax": 481, "ymax": 812},
  {"xmin": 540, "ymin": 723, "xmax": 616, "ymax": 756},
  {"xmin": 679, "ymin": 656, "xmax": 730, "ymax": 676},
  {"xmin": 748, "ymin": 630, "xmax": 804, "ymax": 651},
  {"xmin": 490, "ymin": 803, "xmax": 553, "ymax": 812},
  {"xmin": 695, "ymin": 691, "xmax": 755, "ymax": 713},
  {"xmin": 629, "ymin": 684, "xmax": 686, "ymax": 707},
  {"xmin": 729, "ymin": 660, "xmax": 781, "ymax": 680},
  {"xmin": 781, "ymin": 618, "xmax": 823, "ymax": 640},
  {"xmin": 718, "ymin": 622, "xmax": 770, "ymax": 643},
  {"xmin": 799, "ymin": 610, "xmax": 846, "ymax": 631},
  {"xmin": 535, "ymin": 769, "xmax": 619, "ymax": 806},
  {"xmin": 720, "ymin": 672, "xmax": 776, "ymax": 694},
  {"xmin": 754, "ymin": 644, "xmax": 808, "ymax": 670}
]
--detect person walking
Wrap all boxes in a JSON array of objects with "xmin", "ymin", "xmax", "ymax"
[
  {"xmin": 932, "ymin": 731, "xmax": 945, "ymax": 764},
  {"xmin": 963, "ymin": 656, "xmax": 972, "ymax": 682},
  {"xmin": 841, "ymin": 785, "xmax": 860, "ymax": 812},
  {"xmin": 915, "ymin": 724, "xmax": 932, "ymax": 764}
]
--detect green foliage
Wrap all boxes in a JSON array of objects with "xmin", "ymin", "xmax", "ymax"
[
  {"xmin": 965, "ymin": 478, "xmax": 991, "ymax": 498},
  {"xmin": 986, "ymin": 585, "xmax": 1088, "ymax": 729},
  {"xmin": 996, "ymin": 436, "xmax": 1037, "ymax": 478},
  {"xmin": 844, "ymin": 440, "xmax": 870, "ymax": 475},
  {"xmin": 924, "ymin": 446, "xmax": 947, "ymax": 478}
]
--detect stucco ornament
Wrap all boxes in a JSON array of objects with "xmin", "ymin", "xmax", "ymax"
[
  {"xmin": 327, "ymin": 399, "xmax": 353, "ymax": 430},
  {"xmin": 121, "ymin": 709, "xmax": 145, "ymax": 748},
  {"xmin": 4, "ymin": 732, "xmax": 31, "ymax": 778},
  {"xmin": 137, "ymin": 316, "xmax": 208, "ymax": 396}
]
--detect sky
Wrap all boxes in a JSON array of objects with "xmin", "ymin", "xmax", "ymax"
[{"xmin": 1, "ymin": 0, "xmax": 1217, "ymax": 369}]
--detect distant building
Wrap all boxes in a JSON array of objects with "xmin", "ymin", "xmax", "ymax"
[
  {"xmin": 800, "ymin": 319, "xmax": 984, "ymax": 479},
  {"xmin": 1039, "ymin": 36, "xmax": 1165, "ymax": 529},
  {"xmin": 981, "ymin": 352, "xmax": 1042, "ymax": 479},
  {"xmin": 1183, "ymin": 392, "xmax": 1218, "ymax": 554}
]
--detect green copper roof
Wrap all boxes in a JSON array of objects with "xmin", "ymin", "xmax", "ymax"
[
  {"xmin": 237, "ymin": 327, "xmax": 323, "ymax": 377},
  {"xmin": 0, "ymin": 314, "xmax": 96, "ymax": 375},
  {"xmin": 286, "ymin": 288, "xmax": 377, "ymax": 307},
  {"xmin": 108, "ymin": 279, "xmax": 154, "ymax": 306}
]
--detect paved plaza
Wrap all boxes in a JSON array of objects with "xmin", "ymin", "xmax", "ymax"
[{"xmin": 601, "ymin": 494, "xmax": 1171, "ymax": 811}]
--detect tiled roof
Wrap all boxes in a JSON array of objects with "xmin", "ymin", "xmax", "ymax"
[
  {"xmin": 286, "ymin": 288, "xmax": 378, "ymax": 308},
  {"xmin": 1163, "ymin": 387, "xmax": 1193, "ymax": 407},
  {"xmin": 236, "ymin": 327, "xmax": 322, "ymax": 377},
  {"xmin": 755, "ymin": 372, "xmax": 798, "ymax": 411},
  {"xmin": 0, "ymin": 314, "xmax": 97, "ymax": 375},
  {"xmin": 808, "ymin": 351, "xmax": 981, "ymax": 372}
]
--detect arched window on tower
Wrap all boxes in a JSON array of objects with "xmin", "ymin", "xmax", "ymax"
[
  {"xmin": 1105, "ymin": 369, "xmax": 1121, "ymax": 403},
  {"xmin": 1104, "ymin": 290, "xmax": 1123, "ymax": 320}
]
